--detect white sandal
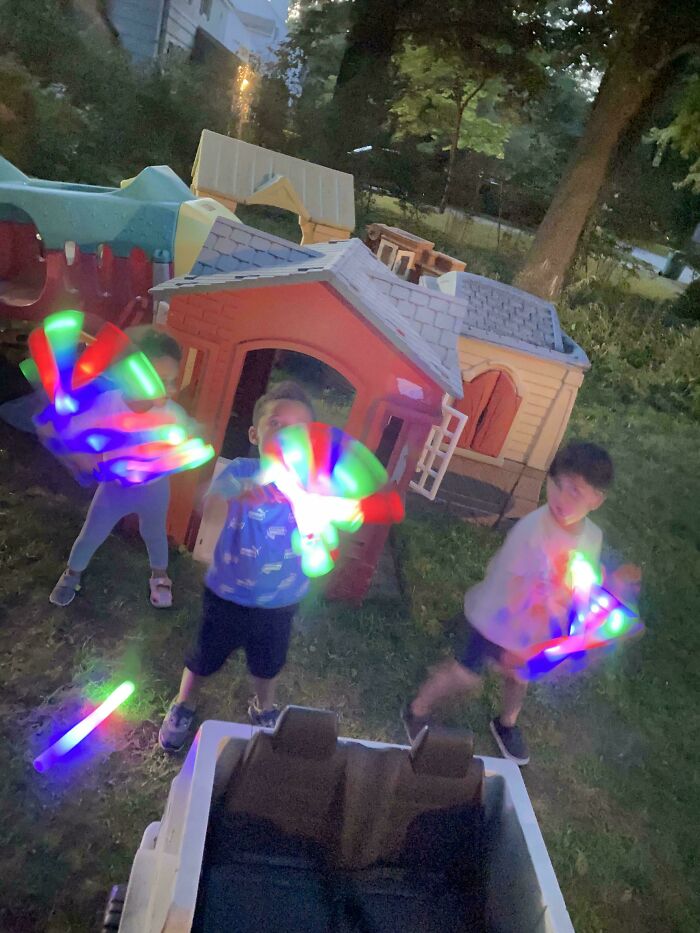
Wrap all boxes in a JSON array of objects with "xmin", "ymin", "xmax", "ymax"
[{"xmin": 149, "ymin": 575, "xmax": 173, "ymax": 608}]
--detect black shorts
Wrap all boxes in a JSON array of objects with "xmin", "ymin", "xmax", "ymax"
[
  {"xmin": 454, "ymin": 615, "xmax": 506, "ymax": 674},
  {"xmin": 185, "ymin": 587, "xmax": 296, "ymax": 680}
]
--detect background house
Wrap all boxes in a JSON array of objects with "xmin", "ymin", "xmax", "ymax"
[{"xmin": 105, "ymin": 0, "xmax": 288, "ymax": 65}]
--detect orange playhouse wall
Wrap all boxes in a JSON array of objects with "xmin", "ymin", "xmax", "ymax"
[{"xmin": 165, "ymin": 280, "xmax": 444, "ymax": 545}]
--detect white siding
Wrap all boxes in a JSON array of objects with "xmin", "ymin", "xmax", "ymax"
[{"xmin": 107, "ymin": 0, "xmax": 162, "ymax": 61}]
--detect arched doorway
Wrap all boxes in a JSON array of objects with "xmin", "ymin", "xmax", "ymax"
[
  {"xmin": 192, "ymin": 348, "xmax": 356, "ymax": 562},
  {"xmin": 0, "ymin": 207, "xmax": 46, "ymax": 307},
  {"xmin": 220, "ymin": 348, "xmax": 356, "ymax": 460}
]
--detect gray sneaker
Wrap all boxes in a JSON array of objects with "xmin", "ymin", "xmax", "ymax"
[
  {"xmin": 248, "ymin": 696, "xmax": 280, "ymax": 729},
  {"xmin": 400, "ymin": 702, "xmax": 432, "ymax": 742},
  {"xmin": 49, "ymin": 570, "xmax": 81, "ymax": 607},
  {"xmin": 158, "ymin": 700, "xmax": 196, "ymax": 752},
  {"xmin": 490, "ymin": 717, "xmax": 530, "ymax": 766}
]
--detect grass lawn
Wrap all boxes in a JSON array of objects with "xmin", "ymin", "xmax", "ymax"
[
  {"xmin": 1, "ymin": 354, "xmax": 698, "ymax": 931},
  {"xmin": 1, "ymin": 199, "xmax": 697, "ymax": 931},
  {"xmin": 366, "ymin": 196, "xmax": 686, "ymax": 302}
]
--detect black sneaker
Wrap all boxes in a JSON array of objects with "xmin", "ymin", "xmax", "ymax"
[
  {"xmin": 248, "ymin": 696, "xmax": 280, "ymax": 729},
  {"xmin": 158, "ymin": 700, "xmax": 196, "ymax": 752},
  {"xmin": 400, "ymin": 702, "xmax": 431, "ymax": 742},
  {"xmin": 490, "ymin": 717, "xmax": 530, "ymax": 766}
]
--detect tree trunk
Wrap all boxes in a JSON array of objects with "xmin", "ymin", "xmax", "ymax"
[
  {"xmin": 514, "ymin": 50, "xmax": 660, "ymax": 301},
  {"xmin": 439, "ymin": 99, "xmax": 467, "ymax": 214},
  {"xmin": 328, "ymin": 0, "xmax": 403, "ymax": 160},
  {"xmin": 439, "ymin": 79, "xmax": 486, "ymax": 214}
]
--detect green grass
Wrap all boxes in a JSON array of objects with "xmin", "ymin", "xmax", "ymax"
[
  {"xmin": 398, "ymin": 397, "xmax": 700, "ymax": 933},
  {"xmin": 1, "ymin": 218, "xmax": 698, "ymax": 930},
  {"xmin": 366, "ymin": 196, "xmax": 687, "ymax": 301},
  {"xmin": 2, "ymin": 382, "xmax": 698, "ymax": 931},
  {"xmin": 234, "ymin": 194, "xmax": 685, "ymax": 303}
]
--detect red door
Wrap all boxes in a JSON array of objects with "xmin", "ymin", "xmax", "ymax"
[{"xmin": 454, "ymin": 370, "xmax": 521, "ymax": 458}]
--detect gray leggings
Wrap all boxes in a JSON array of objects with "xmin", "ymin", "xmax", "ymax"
[{"xmin": 68, "ymin": 478, "xmax": 170, "ymax": 572}]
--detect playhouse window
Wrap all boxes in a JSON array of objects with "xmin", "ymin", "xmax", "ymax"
[
  {"xmin": 0, "ymin": 209, "xmax": 47, "ymax": 308},
  {"xmin": 392, "ymin": 252, "xmax": 412, "ymax": 278},
  {"xmin": 375, "ymin": 416, "xmax": 404, "ymax": 468},
  {"xmin": 454, "ymin": 370, "xmax": 521, "ymax": 459},
  {"xmin": 379, "ymin": 243, "xmax": 397, "ymax": 266}
]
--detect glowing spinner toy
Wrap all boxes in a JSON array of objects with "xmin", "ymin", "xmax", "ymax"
[
  {"xmin": 21, "ymin": 310, "xmax": 214, "ymax": 485},
  {"xmin": 33, "ymin": 681, "xmax": 135, "ymax": 772},
  {"xmin": 518, "ymin": 552, "xmax": 643, "ymax": 681},
  {"xmin": 259, "ymin": 422, "xmax": 404, "ymax": 578}
]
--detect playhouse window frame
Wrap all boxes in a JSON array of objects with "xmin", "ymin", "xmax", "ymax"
[{"xmin": 449, "ymin": 367, "xmax": 523, "ymax": 465}]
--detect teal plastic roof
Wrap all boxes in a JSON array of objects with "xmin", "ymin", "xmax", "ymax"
[{"xmin": 0, "ymin": 157, "xmax": 193, "ymax": 259}]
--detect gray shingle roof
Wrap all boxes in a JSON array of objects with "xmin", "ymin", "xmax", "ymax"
[
  {"xmin": 192, "ymin": 217, "xmax": 322, "ymax": 275},
  {"xmin": 152, "ymin": 220, "xmax": 465, "ymax": 396},
  {"xmin": 152, "ymin": 219, "xmax": 588, "ymax": 400},
  {"xmin": 422, "ymin": 272, "xmax": 589, "ymax": 368}
]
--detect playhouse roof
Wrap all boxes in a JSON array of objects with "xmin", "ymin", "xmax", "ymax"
[
  {"xmin": 152, "ymin": 218, "xmax": 467, "ymax": 396},
  {"xmin": 423, "ymin": 272, "xmax": 590, "ymax": 368},
  {"xmin": 192, "ymin": 131, "xmax": 356, "ymax": 233}
]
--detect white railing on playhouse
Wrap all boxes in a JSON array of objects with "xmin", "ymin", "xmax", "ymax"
[{"xmin": 410, "ymin": 394, "xmax": 468, "ymax": 501}]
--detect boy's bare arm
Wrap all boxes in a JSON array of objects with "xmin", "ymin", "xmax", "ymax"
[{"xmin": 202, "ymin": 491, "xmax": 229, "ymax": 527}]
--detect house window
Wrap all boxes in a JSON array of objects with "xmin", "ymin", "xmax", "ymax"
[
  {"xmin": 453, "ymin": 370, "xmax": 521, "ymax": 458},
  {"xmin": 200, "ymin": 0, "xmax": 212, "ymax": 18}
]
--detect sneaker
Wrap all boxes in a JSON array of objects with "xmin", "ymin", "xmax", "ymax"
[
  {"xmin": 158, "ymin": 700, "xmax": 196, "ymax": 752},
  {"xmin": 49, "ymin": 570, "xmax": 81, "ymax": 607},
  {"xmin": 490, "ymin": 717, "xmax": 530, "ymax": 766},
  {"xmin": 400, "ymin": 702, "xmax": 431, "ymax": 742},
  {"xmin": 248, "ymin": 696, "xmax": 280, "ymax": 729}
]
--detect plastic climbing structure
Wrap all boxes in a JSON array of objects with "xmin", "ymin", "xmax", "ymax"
[{"xmin": 0, "ymin": 156, "xmax": 235, "ymax": 329}]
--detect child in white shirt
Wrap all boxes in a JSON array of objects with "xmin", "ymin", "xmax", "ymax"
[{"xmin": 402, "ymin": 442, "xmax": 615, "ymax": 766}]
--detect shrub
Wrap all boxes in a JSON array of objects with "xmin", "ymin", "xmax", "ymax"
[
  {"xmin": 559, "ymin": 281, "xmax": 699, "ymax": 419},
  {"xmin": 671, "ymin": 278, "xmax": 700, "ymax": 322}
]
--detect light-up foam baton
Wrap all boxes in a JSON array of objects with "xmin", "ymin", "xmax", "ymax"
[
  {"xmin": 518, "ymin": 553, "xmax": 643, "ymax": 680},
  {"xmin": 33, "ymin": 681, "xmax": 135, "ymax": 772},
  {"xmin": 259, "ymin": 422, "xmax": 404, "ymax": 577},
  {"xmin": 21, "ymin": 311, "xmax": 214, "ymax": 485}
]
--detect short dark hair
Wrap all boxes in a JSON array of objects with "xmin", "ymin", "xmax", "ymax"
[
  {"xmin": 549, "ymin": 441, "xmax": 614, "ymax": 491},
  {"xmin": 252, "ymin": 380, "xmax": 315, "ymax": 427},
  {"xmin": 127, "ymin": 327, "xmax": 182, "ymax": 363}
]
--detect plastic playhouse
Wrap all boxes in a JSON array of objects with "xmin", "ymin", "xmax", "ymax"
[
  {"xmin": 0, "ymin": 155, "xmax": 236, "ymax": 327},
  {"xmin": 1, "ymin": 130, "xmax": 592, "ymax": 586},
  {"xmin": 112, "ymin": 707, "xmax": 574, "ymax": 933}
]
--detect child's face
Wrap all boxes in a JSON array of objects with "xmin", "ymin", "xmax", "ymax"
[
  {"xmin": 546, "ymin": 472, "xmax": 605, "ymax": 530},
  {"xmin": 249, "ymin": 399, "xmax": 313, "ymax": 450},
  {"xmin": 152, "ymin": 356, "xmax": 180, "ymax": 401},
  {"xmin": 127, "ymin": 355, "xmax": 179, "ymax": 412}
]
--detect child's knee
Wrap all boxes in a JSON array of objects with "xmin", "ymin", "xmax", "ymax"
[{"xmin": 433, "ymin": 659, "xmax": 481, "ymax": 692}]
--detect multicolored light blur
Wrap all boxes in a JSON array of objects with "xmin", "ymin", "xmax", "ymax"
[
  {"xmin": 259, "ymin": 422, "xmax": 404, "ymax": 578},
  {"xmin": 518, "ymin": 552, "xmax": 643, "ymax": 680},
  {"xmin": 22, "ymin": 311, "xmax": 214, "ymax": 485},
  {"xmin": 33, "ymin": 681, "xmax": 135, "ymax": 772}
]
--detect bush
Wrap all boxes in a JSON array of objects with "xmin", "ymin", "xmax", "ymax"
[
  {"xmin": 560, "ymin": 281, "xmax": 700, "ymax": 419},
  {"xmin": 671, "ymin": 278, "xmax": 700, "ymax": 322}
]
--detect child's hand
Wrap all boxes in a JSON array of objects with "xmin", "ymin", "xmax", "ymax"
[
  {"xmin": 606, "ymin": 564, "xmax": 642, "ymax": 609},
  {"xmin": 238, "ymin": 479, "xmax": 288, "ymax": 507}
]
